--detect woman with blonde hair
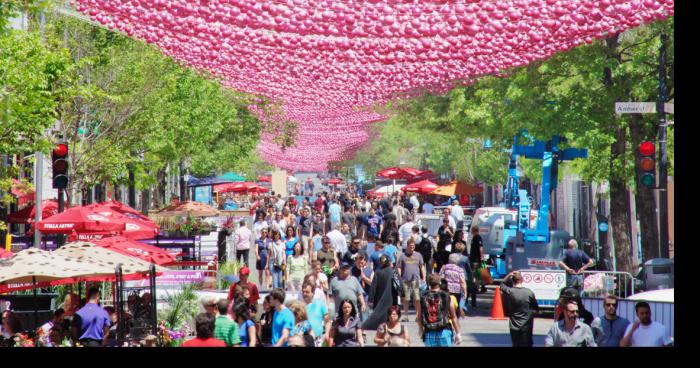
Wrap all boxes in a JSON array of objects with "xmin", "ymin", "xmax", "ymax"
[{"xmin": 288, "ymin": 300, "xmax": 315, "ymax": 347}]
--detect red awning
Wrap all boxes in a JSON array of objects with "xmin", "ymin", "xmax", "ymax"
[{"xmin": 328, "ymin": 178, "xmax": 344, "ymax": 185}]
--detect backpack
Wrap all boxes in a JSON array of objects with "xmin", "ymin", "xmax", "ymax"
[
  {"xmin": 420, "ymin": 290, "xmax": 450, "ymax": 332},
  {"xmin": 417, "ymin": 236, "xmax": 433, "ymax": 259}
]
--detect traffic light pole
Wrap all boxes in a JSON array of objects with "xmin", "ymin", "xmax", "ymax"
[
  {"xmin": 57, "ymin": 188, "xmax": 65, "ymax": 247},
  {"xmin": 33, "ymin": 152, "xmax": 43, "ymax": 248},
  {"xmin": 657, "ymin": 33, "xmax": 669, "ymax": 259}
]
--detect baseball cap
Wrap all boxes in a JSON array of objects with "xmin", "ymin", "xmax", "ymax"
[
  {"xmin": 239, "ymin": 266, "xmax": 250, "ymax": 275},
  {"xmin": 340, "ymin": 261, "xmax": 352, "ymax": 269}
]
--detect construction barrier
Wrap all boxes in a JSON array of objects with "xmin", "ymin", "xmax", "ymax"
[{"xmin": 581, "ymin": 270, "xmax": 637, "ymax": 299}]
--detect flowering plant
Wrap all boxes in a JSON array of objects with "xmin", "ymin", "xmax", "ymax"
[{"xmin": 14, "ymin": 333, "xmax": 35, "ymax": 347}]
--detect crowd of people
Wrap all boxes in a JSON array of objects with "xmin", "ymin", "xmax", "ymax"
[{"xmin": 0, "ymin": 179, "xmax": 673, "ymax": 348}]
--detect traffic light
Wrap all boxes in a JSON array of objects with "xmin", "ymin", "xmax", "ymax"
[
  {"xmin": 52, "ymin": 142, "xmax": 69, "ymax": 189},
  {"xmin": 638, "ymin": 141, "xmax": 655, "ymax": 188}
]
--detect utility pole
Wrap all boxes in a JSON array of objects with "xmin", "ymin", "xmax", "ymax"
[
  {"xmin": 657, "ymin": 33, "xmax": 669, "ymax": 259},
  {"xmin": 33, "ymin": 12, "xmax": 47, "ymax": 248}
]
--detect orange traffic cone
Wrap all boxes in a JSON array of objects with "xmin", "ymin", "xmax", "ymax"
[{"xmin": 489, "ymin": 286, "xmax": 508, "ymax": 320}]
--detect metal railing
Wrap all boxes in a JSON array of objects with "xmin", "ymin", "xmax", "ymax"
[{"xmin": 581, "ymin": 270, "xmax": 637, "ymax": 299}]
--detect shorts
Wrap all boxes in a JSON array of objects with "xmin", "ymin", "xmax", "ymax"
[
  {"xmin": 402, "ymin": 279, "xmax": 420, "ymax": 301},
  {"xmin": 423, "ymin": 329, "xmax": 453, "ymax": 347}
]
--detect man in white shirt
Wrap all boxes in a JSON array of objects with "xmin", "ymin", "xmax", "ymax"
[
  {"xmin": 450, "ymin": 200, "xmax": 465, "ymax": 231},
  {"xmin": 422, "ymin": 201, "xmax": 435, "ymax": 214},
  {"xmin": 442, "ymin": 208, "xmax": 456, "ymax": 230},
  {"xmin": 398, "ymin": 215, "xmax": 416, "ymax": 249},
  {"xmin": 275, "ymin": 194, "xmax": 285, "ymax": 212},
  {"xmin": 234, "ymin": 219, "xmax": 252, "ymax": 266},
  {"xmin": 326, "ymin": 224, "xmax": 348, "ymax": 260},
  {"xmin": 620, "ymin": 301, "xmax": 673, "ymax": 347},
  {"xmin": 409, "ymin": 194, "xmax": 420, "ymax": 214}
]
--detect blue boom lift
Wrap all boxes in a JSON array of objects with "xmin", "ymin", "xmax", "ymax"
[{"xmin": 492, "ymin": 134, "xmax": 588, "ymax": 282}]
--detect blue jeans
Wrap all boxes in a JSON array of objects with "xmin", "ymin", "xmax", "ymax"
[
  {"xmin": 567, "ymin": 274, "xmax": 584, "ymax": 291},
  {"xmin": 270, "ymin": 265, "xmax": 284, "ymax": 289}
]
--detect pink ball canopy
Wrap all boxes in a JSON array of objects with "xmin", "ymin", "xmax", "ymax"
[{"xmin": 71, "ymin": 0, "xmax": 674, "ymax": 171}]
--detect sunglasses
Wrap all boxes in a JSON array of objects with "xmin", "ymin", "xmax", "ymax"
[{"xmin": 605, "ymin": 303, "xmax": 617, "ymax": 307}]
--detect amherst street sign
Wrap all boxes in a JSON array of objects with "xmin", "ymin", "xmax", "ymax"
[
  {"xmin": 615, "ymin": 102, "xmax": 675, "ymax": 115},
  {"xmin": 615, "ymin": 102, "xmax": 656, "ymax": 114}
]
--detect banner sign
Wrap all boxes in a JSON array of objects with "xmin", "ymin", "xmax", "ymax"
[
  {"xmin": 130, "ymin": 270, "xmax": 209, "ymax": 287},
  {"xmin": 520, "ymin": 269, "xmax": 567, "ymax": 307}
]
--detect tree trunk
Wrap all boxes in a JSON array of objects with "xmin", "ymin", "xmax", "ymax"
[
  {"xmin": 609, "ymin": 127, "xmax": 634, "ymax": 273},
  {"xmin": 154, "ymin": 168, "xmax": 167, "ymax": 209},
  {"xmin": 629, "ymin": 114, "xmax": 660, "ymax": 261},
  {"xmin": 140, "ymin": 189, "xmax": 150, "ymax": 214}
]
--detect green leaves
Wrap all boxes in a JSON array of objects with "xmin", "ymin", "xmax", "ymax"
[{"xmin": 348, "ymin": 19, "xmax": 673, "ymax": 191}]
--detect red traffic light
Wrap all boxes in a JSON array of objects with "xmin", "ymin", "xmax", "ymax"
[
  {"xmin": 53, "ymin": 143, "xmax": 69, "ymax": 157},
  {"xmin": 639, "ymin": 141, "xmax": 655, "ymax": 156}
]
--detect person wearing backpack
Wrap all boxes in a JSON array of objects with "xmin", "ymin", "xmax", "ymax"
[
  {"xmin": 418, "ymin": 274, "xmax": 461, "ymax": 347},
  {"xmin": 416, "ymin": 226, "xmax": 434, "ymax": 274}
]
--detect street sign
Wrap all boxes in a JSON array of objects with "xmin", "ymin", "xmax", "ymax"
[
  {"xmin": 664, "ymin": 103, "xmax": 674, "ymax": 114},
  {"xmin": 615, "ymin": 102, "xmax": 674, "ymax": 115},
  {"xmin": 615, "ymin": 102, "xmax": 656, "ymax": 114}
]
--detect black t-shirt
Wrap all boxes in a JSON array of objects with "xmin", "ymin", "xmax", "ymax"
[
  {"xmin": 470, "ymin": 234, "xmax": 484, "ymax": 263},
  {"xmin": 560, "ymin": 249, "xmax": 591, "ymax": 271},
  {"xmin": 342, "ymin": 248, "xmax": 367, "ymax": 267},
  {"xmin": 437, "ymin": 226, "xmax": 453, "ymax": 247},
  {"xmin": 300, "ymin": 216, "xmax": 313, "ymax": 236}
]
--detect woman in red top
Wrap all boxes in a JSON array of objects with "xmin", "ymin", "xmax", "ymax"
[{"xmin": 182, "ymin": 313, "xmax": 226, "ymax": 347}]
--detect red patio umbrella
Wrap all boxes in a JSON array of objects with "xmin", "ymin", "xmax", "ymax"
[
  {"xmin": 376, "ymin": 167, "xmax": 409, "ymax": 180},
  {"xmin": 92, "ymin": 236, "xmax": 176, "ymax": 266},
  {"xmin": 37, "ymin": 204, "xmax": 127, "ymax": 234},
  {"xmin": 412, "ymin": 170, "xmax": 436, "ymax": 181},
  {"xmin": 257, "ymin": 175, "xmax": 272, "ymax": 183},
  {"xmin": 401, "ymin": 179, "xmax": 439, "ymax": 194},
  {"xmin": 328, "ymin": 178, "xmax": 344, "ymax": 185},
  {"xmin": 214, "ymin": 181, "xmax": 259, "ymax": 193},
  {"xmin": 97, "ymin": 200, "xmax": 160, "ymax": 239},
  {"xmin": 248, "ymin": 185, "xmax": 269, "ymax": 194},
  {"xmin": 37, "ymin": 203, "xmax": 159, "ymax": 239},
  {"xmin": 7, "ymin": 200, "xmax": 59, "ymax": 224}
]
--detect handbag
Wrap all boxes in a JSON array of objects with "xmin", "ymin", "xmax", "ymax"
[
  {"xmin": 479, "ymin": 262, "xmax": 493, "ymax": 285},
  {"xmin": 391, "ymin": 269, "xmax": 403, "ymax": 295}
]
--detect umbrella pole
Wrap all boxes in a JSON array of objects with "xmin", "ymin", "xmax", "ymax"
[
  {"xmin": 33, "ymin": 276, "xmax": 38, "ymax": 330},
  {"xmin": 150, "ymin": 264, "xmax": 157, "ymax": 336}
]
